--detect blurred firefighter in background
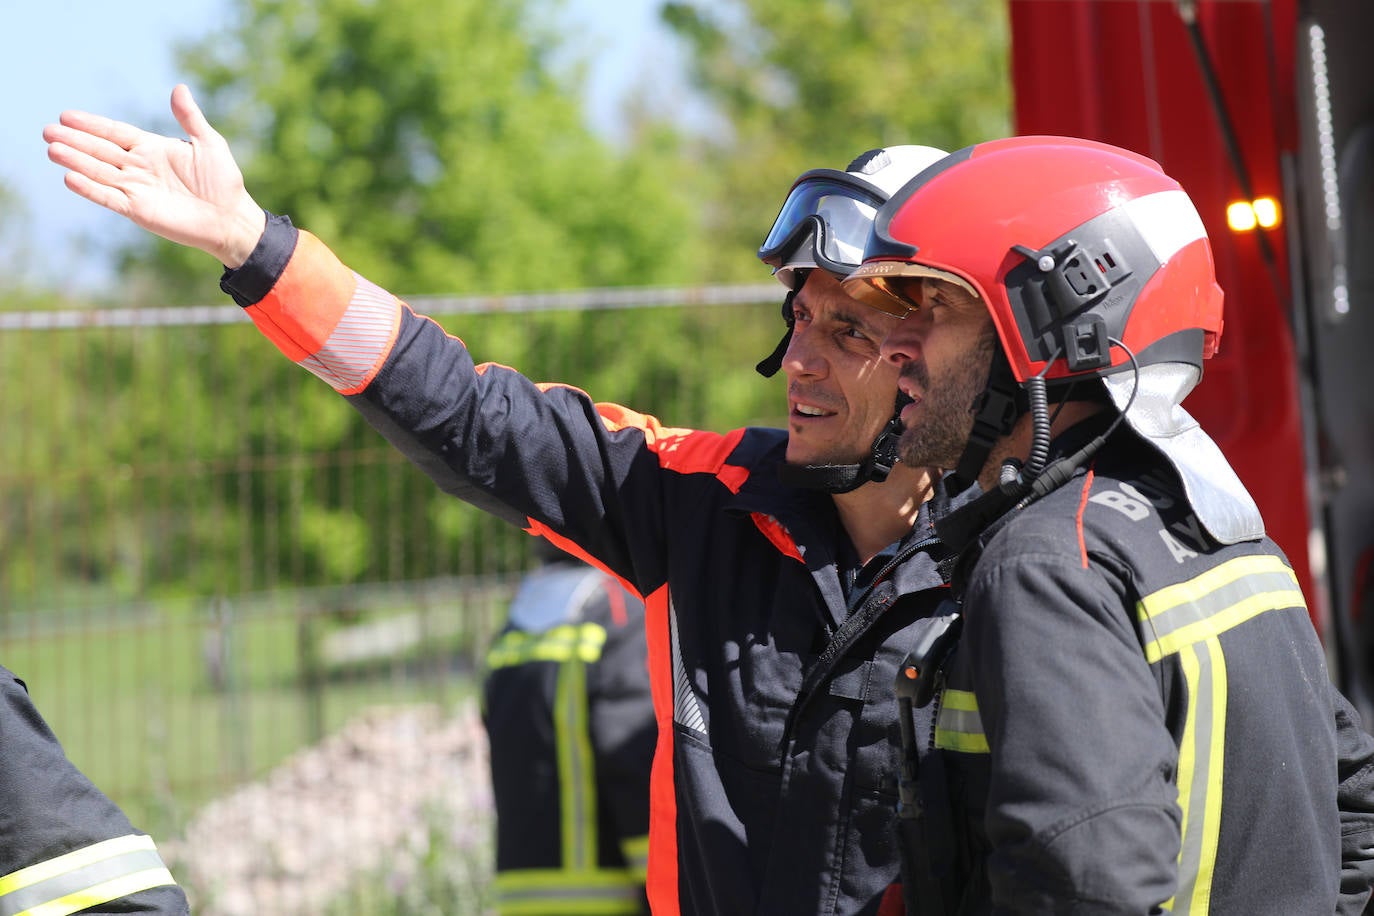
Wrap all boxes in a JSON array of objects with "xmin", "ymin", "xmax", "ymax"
[{"xmin": 483, "ymin": 543, "xmax": 654, "ymax": 915}]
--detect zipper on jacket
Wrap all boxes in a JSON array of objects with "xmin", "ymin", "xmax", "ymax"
[{"xmin": 793, "ymin": 534, "xmax": 943, "ymax": 725}]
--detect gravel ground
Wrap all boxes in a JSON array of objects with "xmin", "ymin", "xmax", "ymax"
[{"xmin": 162, "ymin": 702, "xmax": 495, "ymax": 915}]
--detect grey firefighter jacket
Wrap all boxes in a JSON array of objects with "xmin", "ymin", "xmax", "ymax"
[
  {"xmin": 219, "ymin": 215, "xmax": 958, "ymax": 916},
  {"xmin": 929, "ymin": 420, "xmax": 1374, "ymax": 913},
  {"xmin": 0, "ymin": 666, "xmax": 189, "ymax": 915}
]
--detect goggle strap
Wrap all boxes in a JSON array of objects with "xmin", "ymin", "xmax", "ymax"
[{"xmin": 755, "ymin": 290, "xmax": 798, "ymax": 378}]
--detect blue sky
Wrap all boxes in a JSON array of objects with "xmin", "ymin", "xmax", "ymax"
[{"xmin": 2, "ymin": 0, "xmax": 694, "ymax": 292}]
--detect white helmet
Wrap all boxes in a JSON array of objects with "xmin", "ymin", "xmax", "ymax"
[{"xmin": 757, "ymin": 144, "xmax": 949, "ymax": 290}]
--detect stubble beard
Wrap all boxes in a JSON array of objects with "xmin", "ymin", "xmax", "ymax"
[{"xmin": 896, "ymin": 332, "xmax": 998, "ymax": 471}]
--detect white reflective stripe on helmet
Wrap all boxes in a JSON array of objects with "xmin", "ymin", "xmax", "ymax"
[{"xmin": 1123, "ymin": 189, "xmax": 1209, "ymax": 265}]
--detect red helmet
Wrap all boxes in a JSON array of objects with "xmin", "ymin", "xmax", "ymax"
[
  {"xmin": 847, "ymin": 135, "xmax": 1225, "ymax": 386},
  {"xmin": 846, "ymin": 136, "xmax": 1262, "ymax": 544}
]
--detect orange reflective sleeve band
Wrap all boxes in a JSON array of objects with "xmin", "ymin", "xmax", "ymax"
[{"xmin": 243, "ymin": 230, "xmax": 402, "ymax": 395}]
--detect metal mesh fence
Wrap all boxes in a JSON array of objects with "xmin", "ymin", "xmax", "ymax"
[{"xmin": 0, "ymin": 283, "xmax": 783, "ymax": 914}]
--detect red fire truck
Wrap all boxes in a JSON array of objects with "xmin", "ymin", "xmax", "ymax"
[{"xmin": 1009, "ymin": 0, "xmax": 1374, "ymax": 714}]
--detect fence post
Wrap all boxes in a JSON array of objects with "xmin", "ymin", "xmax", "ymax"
[{"xmin": 297, "ymin": 608, "xmax": 325, "ymax": 744}]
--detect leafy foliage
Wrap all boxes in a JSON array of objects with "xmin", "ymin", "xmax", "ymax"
[
  {"xmin": 47, "ymin": 0, "xmax": 786, "ymax": 601},
  {"xmin": 10, "ymin": 0, "xmax": 1012, "ymax": 602},
  {"xmin": 661, "ymin": 0, "xmax": 1013, "ymax": 279},
  {"xmin": 124, "ymin": 0, "xmax": 710, "ymax": 301}
]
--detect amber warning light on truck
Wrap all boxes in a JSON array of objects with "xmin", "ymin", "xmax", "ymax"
[{"xmin": 1226, "ymin": 197, "xmax": 1282, "ymax": 232}]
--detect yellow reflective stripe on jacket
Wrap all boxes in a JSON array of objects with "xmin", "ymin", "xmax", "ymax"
[
  {"xmin": 0, "ymin": 834, "xmax": 177, "ymax": 916},
  {"xmin": 558, "ymin": 651, "xmax": 597, "ymax": 872},
  {"xmin": 1134, "ymin": 555, "xmax": 1303, "ymax": 664},
  {"xmin": 1163, "ymin": 635, "xmax": 1227, "ymax": 915},
  {"xmin": 934, "ymin": 689, "xmax": 989, "ymax": 754},
  {"xmin": 494, "ymin": 868, "xmax": 645, "ymax": 915},
  {"xmin": 1136, "ymin": 557, "xmax": 1299, "ymax": 914},
  {"xmin": 620, "ymin": 834, "xmax": 650, "ymax": 883},
  {"xmin": 486, "ymin": 623, "xmax": 609, "ymax": 670}
]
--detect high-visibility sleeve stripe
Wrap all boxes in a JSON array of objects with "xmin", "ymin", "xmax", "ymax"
[
  {"xmin": 242, "ymin": 230, "xmax": 356, "ymax": 362},
  {"xmin": 934, "ymin": 689, "xmax": 989, "ymax": 754},
  {"xmin": 556, "ymin": 655, "xmax": 598, "ymax": 872},
  {"xmin": 1165, "ymin": 636, "xmax": 1226, "ymax": 914},
  {"xmin": 296, "ymin": 275, "xmax": 400, "ymax": 395},
  {"xmin": 0, "ymin": 836, "xmax": 176, "ymax": 916},
  {"xmin": 1136, "ymin": 556, "xmax": 1304, "ymax": 663},
  {"xmin": 244, "ymin": 230, "xmax": 401, "ymax": 395},
  {"xmin": 494, "ymin": 869, "xmax": 646, "ymax": 915},
  {"xmin": 486, "ymin": 623, "xmax": 609, "ymax": 669},
  {"xmin": 621, "ymin": 834, "xmax": 650, "ymax": 880}
]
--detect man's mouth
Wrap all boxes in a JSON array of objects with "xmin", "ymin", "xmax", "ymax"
[
  {"xmin": 795, "ymin": 403, "xmax": 833, "ymax": 417},
  {"xmin": 898, "ymin": 393, "xmax": 923, "ymax": 426}
]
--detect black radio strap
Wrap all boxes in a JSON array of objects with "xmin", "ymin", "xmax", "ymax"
[{"xmin": 895, "ymin": 608, "xmax": 964, "ymax": 916}]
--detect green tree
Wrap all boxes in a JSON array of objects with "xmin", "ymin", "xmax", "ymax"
[
  {"xmin": 77, "ymin": 0, "xmax": 784, "ymax": 597},
  {"xmin": 122, "ymin": 0, "xmax": 708, "ymax": 302},
  {"xmin": 660, "ymin": 0, "xmax": 1013, "ymax": 279}
]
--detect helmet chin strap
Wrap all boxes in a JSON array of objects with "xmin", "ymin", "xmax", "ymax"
[
  {"xmin": 940, "ymin": 349, "xmax": 1024, "ymax": 496},
  {"xmin": 777, "ymin": 393, "xmax": 912, "ymax": 494},
  {"xmin": 935, "ymin": 348, "xmax": 1129, "ymax": 562}
]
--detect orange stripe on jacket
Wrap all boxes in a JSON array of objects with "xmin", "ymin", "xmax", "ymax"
[
  {"xmin": 640, "ymin": 582, "xmax": 681, "ymax": 916},
  {"xmin": 243, "ymin": 231, "xmax": 355, "ymax": 361},
  {"xmin": 524, "ymin": 523, "xmax": 644, "ymax": 604},
  {"xmin": 523, "ymin": 524, "xmax": 680, "ymax": 914},
  {"xmin": 1076, "ymin": 466, "xmax": 1096, "ymax": 569},
  {"xmin": 244, "ymin": 231, "xmax": 401, "ymax": 394},
  {"xmin": 751, "ymin": 512, "xmax": 804, "ymax": 563},
  {"xmin": 597, "ymin": 404, "xmax": 750, "ymax": 492}
]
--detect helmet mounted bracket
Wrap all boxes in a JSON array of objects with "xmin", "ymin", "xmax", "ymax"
[{"xmin": 1012, "ymin": 239, "xmax": 1131, "ymax": 373}]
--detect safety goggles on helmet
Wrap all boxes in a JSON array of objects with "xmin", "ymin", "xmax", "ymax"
[{"xmin": 757, "ymin": 170, "xmax": 889, "ymax": 281}]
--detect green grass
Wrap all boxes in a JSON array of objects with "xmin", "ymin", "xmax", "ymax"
[{"xmin": 4, "ymin": 590, "xmax": 498, "ymax": 838}]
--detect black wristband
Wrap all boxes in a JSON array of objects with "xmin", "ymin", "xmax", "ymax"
[{"xmin": 218, "ymin": 211, "xmax": 300, "ymax": 307}]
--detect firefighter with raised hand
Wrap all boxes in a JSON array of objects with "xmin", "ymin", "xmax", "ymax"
[
  {"xmin": 844, "ymin": 135, "xmax": 1374, "ymax": 913},
  {"xmin": 482, "ymin": 542, "xmax": 654, "ymax": 915},
  {"xmin": 0, "ymin": 666, "xmax": 190, "ymax": 914},
  {"xmin": 43, "ymin": 86, "xmax": 964, "ymax": 913}
]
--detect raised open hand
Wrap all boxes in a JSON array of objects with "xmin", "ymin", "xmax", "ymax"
[{"xmin": 44, "ymin": 84, "xmax": 266, "ymax": 268}]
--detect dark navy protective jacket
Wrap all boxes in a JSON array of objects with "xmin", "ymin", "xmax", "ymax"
[
  {"xmin": 221, "ymin": 217, "xmax": 955, "ymax": 915},
  {"xmin": 929, "ymin": 421, "xmax": 1374, "ymax": 913},
  {"xmin": 0, "ymin": 666, "xmax": 189, "ymax": 914}
]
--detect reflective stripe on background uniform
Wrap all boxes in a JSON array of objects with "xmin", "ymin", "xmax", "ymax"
[
  {"xmin": 0, "ymin": 834, "xmax": 176, "ymax": 916},
  {"xmin": 487, "ymin": 595, "xmax": 644, "ymax": 914}
]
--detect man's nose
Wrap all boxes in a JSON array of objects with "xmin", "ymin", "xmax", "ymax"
[
  {"xmin": 879, "ymin": 320, "xmax": 921, "ymax": 367},
  {"xmin": 782, "ymin": 327, "xmax": 825, "ymax": 377}
]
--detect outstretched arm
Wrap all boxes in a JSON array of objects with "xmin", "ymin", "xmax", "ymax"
[{"xmin": 43, "ymin": 83, "xmax": 265, "ymax": 268}]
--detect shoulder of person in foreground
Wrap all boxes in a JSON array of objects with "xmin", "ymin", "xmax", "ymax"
[{"xmin": 0, "ymin": 667, "xmax": 189, "ymax": 914}]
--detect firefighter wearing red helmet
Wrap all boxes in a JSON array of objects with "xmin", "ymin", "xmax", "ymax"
[{"xmin": 845, "ymin": 135, "xmax": 1374, "ymax": 913}]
